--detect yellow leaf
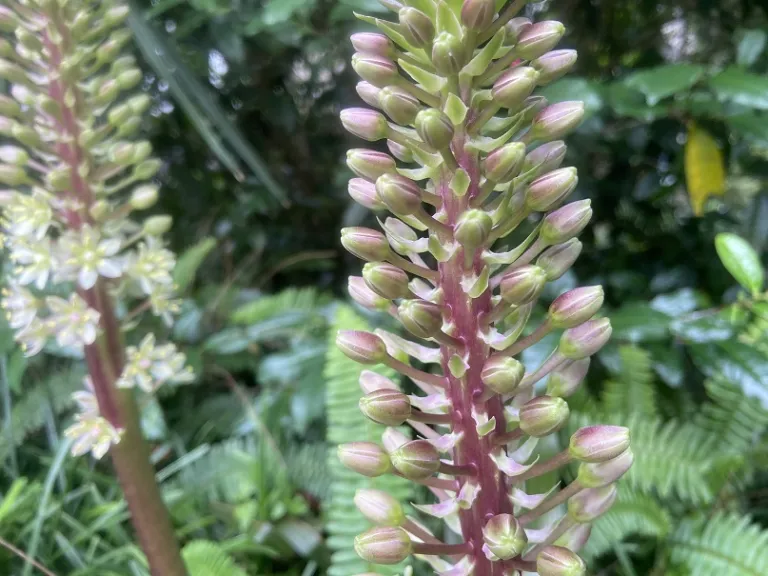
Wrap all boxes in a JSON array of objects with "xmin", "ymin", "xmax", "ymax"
[{"xmin": 684, "ymin": 121, "xmax": 726, "ymax": 216}]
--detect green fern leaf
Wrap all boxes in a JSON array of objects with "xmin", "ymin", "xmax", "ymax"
[
  {"xmin": 229, "ymin": 287, "xmax": 326, "ymax": 325},
  {"xmin": 602, "ymin": 346, "xmax": 657, "ymax": 417},
  {"xmin": 286, "ymin": 442, "xmax": 331, "ymax": 500},
  {"xmin": 182, "ymin": 540, "xmax": 247, "ymax": 576}
]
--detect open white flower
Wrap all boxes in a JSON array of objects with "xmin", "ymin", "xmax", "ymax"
[
  {"xmin": 65, "ymin": 376, "xmax": 123, "ymax": 460},
  {"xmin": 58, "ymin": 225, "xmax": 123, "ymax": 289},
  {"xmin": 117, "ymin": 333, "xmax": 194, "ymax": 392},
  {"xmin": 149, "ymin": 282, "xmax": 181, "ymax": 326},
  {"xmin": 2, "ymin": 189, "xmax": 54, "ymax": 241},
  {"xmin": 124, "ymin": 237, "xmax": 175, "ymax": 295},
  {"xmin": 46, "ymin": 294, "xmax": 101, "ymax": 348},
  {"xmin": 10, "ymin": 237, "xmax": 54, "ymax": 289},
  {"xmin": 1, "ymin": 282, "xmax": 39, "ymax": 330},
  {"xmin": 15, "ymin": 317, "xmax": 51, "ymax": 357}
]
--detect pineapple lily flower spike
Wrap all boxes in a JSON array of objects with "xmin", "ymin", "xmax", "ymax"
[{"xmin": 337, "ymin": 1, "xmax": 632, "ymax": 575}]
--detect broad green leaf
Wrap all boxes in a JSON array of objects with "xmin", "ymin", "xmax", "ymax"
[
  {"xmin": 714, "ymin": 232, "xmax": 764, "ymax": 295},
  {"xmin": 689, "ymin": 341, "xmax": 768, "ymax": 409},
  {"xmin": 609, "ymin": 303, "xmax": 671, "ymax": 343},
  {"xmin": 262, "ymin": 0, "xmax": 313, "ymax": 25},
  {"xmin": 173, "ymin": 237, "xmax": 217, "ymax": 293},
  {"xmin": 624, "ymin": 64, "xmax": 705, "ymax": 105},
  {"xmin": 727, "ymin": 113, "xmax": 768, "ymax": 145},
  {"xmin": 670, "ymin": 311, "xmax": 735, "ymax": 343},
  {"xmin": 607, "ymin": 84, "xmax": 667, "ymax": 121},
  {"xmin": 650, "ymin": 288, "xmax": 703, "ymax": 317},
  {"xmin": 736, "ymin": 29, "xmax": 767, "ymax": 67},
  {"xmin": 539, "ymin": 78, "xmax": 604, "ymax": 117},
  {"xmin": 709, "ymin": 67, "xmax": 768, "ymax": 110}
]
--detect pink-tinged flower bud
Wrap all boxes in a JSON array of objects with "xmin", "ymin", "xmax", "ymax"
[
  {"xmin": 398, "ymin": 299, "xmax": 443, "ymax": 339},
  {"xmin": 352, "ymin": 53, "xmax": 399, "ymax": 88},
  {"xmin": 516, "ymin": 21, "xmax": 566, "ymax": 61},
  {"xmin": 415, "ymin": 108, "xmax": 454, "ymax": 149},
  {"xmin": 0, "ymin": 7, "xmax": 19, "ymax": 32},
  {"xmin": 519, "ymin": 395, "xmax": 570, "ymax": 437},
  {"xmin": 346, "ymin": 149, "xmax": 397, "ymax": 181},
  {"xmin": 354, "ymin": 488, "xmax": 406, "ymax": 526},
  {"xmin": 349, "ymin": 178, "xmax": 386, "ymax": 210},
  {"xmin": 398, "ymin": 7, "xmax": 435, "ymax": 48},
  {"xmin": 525, "ymin": 167, "xmax": 578, "ymax": 212},
  {"xmin": 337, "ymin": 330, "xmax": 389, "ymax": 364},
  {"xmin": 360, "ymin": 370, "xmax": 399, "ymax": 393},
  {"xmin": 537, "ymin": 239, "xmax": 582, "ymax": 281},
  {"xmin": 533, "ymin": 50, "xmax": 578, "ymax": 85},
  {"xmin": 390, "ymin": 439, "xmax": 440, "ymax": 479},
  {"xmin": 341, "ymin": 227, "xmax": 391, "ymax": 261},
  {"xmin": 354, "ymin": 526, "xmax": 412, "ymax": 564},
  {"xmin": 382, "ymin": 427, "xmax": 410, "ymax": 452},
  {"xmin": 482, "ymin": 514, "xmax": 528, "ymax": 560},
  {"xmin": 356, "ymin": 82, "xmax": 383, "ymax": 108},
  {"xmin": 531, "ymin": 101, "xmax": 585, "ymax": 141},
  {"xmin": 546, "ymin": 358, "xmax": 590, "ymax": 398},
  {"xmin": 349, "ymin": 276, "xmax": 391, "ymax": 310},
  {"xmin": 556, "ymin": 523, "xmax": 592, "ymax": 552},
  {"xmin": 569, "ymin": 425, "xmax": 630, "ymax": 463},
  {"xmin": 387, "ymin": 139, "xmax": 414, "ymax": 162},
  {"xmin": 536, "ymin": 545, "xmax": 586, "ymax": 576},
  {"xmin": 577, "ymin": 448, "xmax": 634, "ymax": 488},
  {"xmin": 376, "ymin": 173, "xmax": 423, "ymax": 215},
  {"xmin": 568, "ymin": 485, "xmax": 618, "ymax": 523},
  {"xmin": 379, "ymin": 86, "xmax": 422, "ymax": 125},
  {"xmin": 482, "ymin": 355, "xmax": 525, "ymax": 395},
  {"xmin": 540, "ymin": 200, "xmax": 592, "ymax": 245},
  {"xmin": 461, "ymin": 0, "xmax": 495, "ymax": 30},
  {"xmin": 341, "ymin": 108, "xmax": 389, "ymax": 142},
  {"xmin": 500, "ymin": 265, "xmax": 547, "ymax": 305},
  {"xmin": 432, "ymin": 32, "xmax": 464, "ymax": 75},
  {"xmin": 363, "ymin": 262, "xmax": 410, "ymax": 299},
  {"xmin": 338, "ymin": 442, "xmax": 392, "ymax": 477},
  {"xmin": 455, "ymin": 209, "xmax": 493, "ymax": 250},
  {"xmin": 559, "ymin": 318, "xmax": 612, "ymax": 359},
  {"xmin": 504, "ymin": 17, "xmax": 532, "ymax": 46},
  {"xmin": 523, "ymin": 141, "xmax": 567, "ymax": 177},
  {"xmin": 548, "ymin": 286, "xmax": 604, "ymax": 329},
  {"xmin": 360, "ymin": 389, "xmax": 412, "ymax": 426},
  {"xmin": 351, "ymin": 33, "xmax": 395, "ymax": 57},
  {"xmin": 492, "ymin": 67, "xmax": 539, "ymax": 109},
  {"xmin": 483, "ymin": 142, "xmax": 527, "ymax": 183}
]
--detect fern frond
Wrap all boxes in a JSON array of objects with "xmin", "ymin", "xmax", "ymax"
[
  {"xmin": 229, "ymin": 288, "xmax": 326, "ymax": 325},
  {"xmin": 601, "ymin": 346, "xmax": 657, "ymax": 417},
  {"xmin": 286, "ymin": 443, "xmax": 331, "ymax": 500},
  {"xmin": 182, "ymin": 540, "xmax": 247, "ymax": 576}
]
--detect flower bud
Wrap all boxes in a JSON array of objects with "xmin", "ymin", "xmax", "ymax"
[
  {"xmin": 133, "ymin": 159, "xmax": 162, "ymax": 180},
  {"xmin": 568, "ymin": 485, "xmax": 618, "ymax": 523},
  {"xmin": 500, "ymin": 265, "xmax": 547, "ymax": 305},
  {"xmin": 388, "ymin": 139, "xmax": 414, "ymax": 162},
  {"xmin": 454, "ymin": 209, "xmax": 493, "ymax": 250},
  {"xmin": 483, "ymin": 142, "xmax": 526, "ymax": 183},
  {"xmin": 546, "ymin": 358, "xmax": 590, "ymax": 398},
  {"xmin": 341, "ymin": 108, "xmax": 389, "ymax": 141},
  {"xmin": 349, "ymin": 178, "xmax": 386, "ymax": 210},
  {"xmin": 577, "ymin": 448, "xmax": 634, "ymax": 488},
  {"xmin": 415, "ymin": 108, "xmax": 454, "ymax": 149},
  {"xmin": 108, "ymin": 103, "xmax": 133, "ymax": 127},
  {"xmin": 337, "ymin": 330, "xmax": 389, "ymax": 364},
  {"xmin": 492, "ymin": 67, "xmax": 539, "ymax": 109},
  {"xmin": 360, "ymin": 370, "xmax": 399, "ymax": 393},
  {"xmin": 558, "ymin": 318, "xmax": 612, "ymax": 359},
  {"xmin": 382, "ymin": 427, "xmax": 410, "ymax": 453},
  {"xmin": 117, "ymin": 69, "xmax": 142, "ymax": 91},
  {"xmin": 481, "ymin": 356, "xmax": 525, "ymax": 395},
  {"xmin": 541, "ymin": 200, "xmax": 592, "ymax": 245},
  {"xmin": 12, "ymin": 124, "xmax": 42, "ymax": 149},
  {"xmin": 0, "ymin": 95, "xmax": 21, "ymax": 117},
  {"xmin": 349, "ymin": 276, "xmax": 390, "ymax": 310},
  {"xmin": 351, "ymin": 33, "xmax": 395, "ymax": 57},
  {"xmin": 398, "ymin": 299, "xmax": 443, "ymax": 339},
  {"xmin": 352, "ymin": 53, "xmax": 399, "ymax": 88},
  {"xmin": 356, "ymin": 82, "xmax": 382, "ymax": 109},
  {"xmin": 399, "ymin": 7, "xmax": 435, "ymax": 48},
  {"xmin": 462, "ymin": 0, "xmax": 495, "ymax": 30},
  {"xmin": 354, "ymin": 526, "xmax": 412, "ymax": 565},
  {"xmin": 432, "ymin": 32, "xmax": 464, "ymax": 75},
  {"xmin": 548, "ymin": 286, "xmax": 604, "ymax": 329},
  {"xmin": 0, "ymin": 7, "xmax": 19, "ymax": 32},
  {"xmin": 517, "ymin": 21, "xmax": 566, "ymax": 61},
  {"xmin": 143, "ymin": 215, "xmax": 173, "ymax": 236},
  {"xmin": 130, "ymin": 185, "xmax": 159, "ymax": 210},
  {"xmin": 519, "ymin": 395, "xmax": 570, "ymax": 437},
  {"xmin": 390, "ymin": 439, "xmax": 440, "ymax": 479},
  {"xmin": 376, "ymin": 173, "xmax": 423, "ymax": 215},
  {"xmin": 354, "ymin": 488, "xmax": 406, "ymax": 526},
  {"xmin": 379, "ymin": 86, "xmax": 422, "ymax": 125},
  {"xmin": 0, "ymin": 165, "xmax": 29, "ymax": 186},
  {"xmin": 523, "ymin": 141, "xmax": 567, "ymax": 177},
  {"xmin": 533, "ymin": 50, "xmax": 578, "ymax": 85},
  {"xmin": 569, "ymin": 426, "xmax": 630, "ymax": 463},
  {"xmin": 104, "ymin": 5, "xmax": 130, "ymax": 26},
  {"xmin": 110, "ymin": 142, "xmax": 137, "ymax": 165},
  {"xmin": 531, "ymin": 101, "xmax": 585, "ymax": 141},
  {"xmin": 46, "ymin": 166, "xmax": 71, "ymax": 190},
  {"xmin": 127, "ymin": 95, "xmax": 152, "ymax": 116},
  {"xmin": 16, "ymin": 29, "xmax": 42, "ymax": 52},
  {"xmin": 117, "ymin": 117, "xmax": 143, "ymax": 138},
  {"xmin": 536, "ymin": 545, "xmax": 586, "ymax": 576},
  {"xmin": 525, "ymin": 167, "xmax": 578, "ymax": 212},
  {"xmin": 338, "ymin": 442, "xmax": 392, "ymax": 477},
  {"xmin": 537, "ymin": 239, "xmax": 582, "ymax": 281},
  {"xmin": 556, "ymin": 523, "xmax": 592, "ymax": 553},
  {"xmin": 363, "ymin": 262, "xmax": 410, "ymax": 299},
  {"xmin": 360, "ymin": 389, "xmax": 412, "ymax": 426},
  {"xmin": 504, "ymin": 17, "xmax": 532, "ymax": 46},
  {"xmin": 0, "ymin": 145, "xmax": 28, "ymax": 166},
  {"xmin": 482, "ymin": 514, "xmax": 527, "ymax": 560},
  {"xmin": 346, "ymin": 149, "xmax": 397, "ymax": 181},
  {"xmin": 0, "ymin": 59, "xmax": 29, "ymax": 86}
]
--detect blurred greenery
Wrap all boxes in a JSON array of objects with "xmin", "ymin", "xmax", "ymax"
[{"xmin": 2, "ymin": 0, "xmax": 768, "ymax": 575}]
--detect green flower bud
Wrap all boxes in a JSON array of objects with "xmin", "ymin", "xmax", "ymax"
[
  {"xmin": 523, "ymin": 141, "xmax": 567, "ymax": 177},
  {"xmin": 376, "ymin": 173, "xmax": 423, "ymax": 215},
  {"xmin": 110, "ymin": 142, "xmax": 137, "ymax": 165},
  {"xmin": 130, "ymin": 185, "xmax": 159, "ymax": 210},
  {"xmin": 349, "ymin": 178, "xmax": 386, "ymax": 210},
  {"xmin": 116, "ymin": 69, "xmax": 143, "ymax": 91},
  {"xmin": 352, "ymin": 53, "xmax": 399, "ymax": 88},
  {"xmin": 387, "ymin": 139, "xmax": 414, "ymax": 162},
  {"xmin": 577, "ymin": 448, "xmax": 634, "ymax": 488},
  {"xmin": 540, "ymin": 199, "xmax": 592, "ymax": 245},
  {"xmin": 46, "ymin": 166, "xmax": 72, "ymax": 191},
  {"xmin": 127, "ymin": 94, "xmax": 152, "ymax": 115},
  {"xmin": 143, "ymin": 215, "xmax": 173, "ymax": 236},
  {"xmin": 338, "ymin": 442, "xmax": 392, "ymax": 477},
  {"xmin": 492, "ymin": 67, "xmax": 539, "ymax": 109},
  {"xmin": 569, "ymin": 426, "xmax": 630, "ymax": 463},
  {"xmin": 341, "ymin": 108, "xmax": 389, "ymax": 141},
  {"xmin": 354, "ymin": 526, "xmax": 412, "ymax": 565},
  {"xmin": 16, "ymin": 29, "xmax": 42, "ymax": 52},
  {"xmin": 351, "ymin": 33, "xmax": 395, "ymax": 57},
  {"xmin": 356, "ymin": 82, "xmax": 382, "ymax": 109},
  {"xmin": 454, "ymin": 209, "xmax": 493, "ymax": 250},
  {"xmin": 519, "ymin": 395, "xmax": 570, "ymax": 437},
  {"xmin": 104, "ymin": 5, "xmax": 131, "ymax": 27},
  {"xmin": 483, "ymin": 142, "xmax": 526, "ymax": 183},
  {"xmin": 556, "ymin": 523, "xmax": 592, "ymax": 553},
  {"xmin": 90, "ymin": 200, "xmax": 110, "ymax": 221},
  {"xmin": 525, "ymin": 167, "xmax": 578, "ymax": 212},
  {"xmin": 346, "ymin": 149, "xmax": 397, "ymax": 181},
  {"xmin": 92, "ymin": 79, "xmax": 120, "ymax": 107},
  {"xmin": 398, "ymin": 7, "xmax": 435, "ymax": 48},
  {"xmin": 546, "ymin": 358, "xmax": 590, "ymax": 398},
  {"xmin": 536, "ymin": 545, "xmax": 587, "ymax": 576},
  {"xmin": 348, "ymin": 276, "xmax": 391, "ymax": 310},
  {"xmin": 133, "ymin": 159, "xmax": 162, "ymax": 180},
  {"xmin": 97, "ymin": 31, "xmax": 131, "ymax": 64},
  {"xmin": 548, "ymin": 286, "xmax": 604, "ymax": 329},
  {"xmin": 415, "ymin": 108, "xmax": 454, "ymax": 149},
  {"xmin": 11, "ymin": 123, "xmax": 41, "ymax": 148},
  {"xmin": 0, "ymin": 59, "xmax": 30, "ymax": 86},
  {"xmin": 363, "ymin": 262, "xmax": 410, "ymax": 299},
  {"xmin": 0, "ymin": 164, "xmax": 29, "ymax": 186},
  {"xmin": 504, "ymin": 17, "xmax": 532, "ymax": 46},
  {"xmin": 531, "ymin": 101, "xmax": 585, "ymax": 141},
  {"xmin": 379, "ymin": 86, "xmax": 422, "ymax": 125},
  {"xmin": 108, "ymin": 103, "xmax": 133, "ymax": 127},
  {"xmin": 360, "ymin": 389, "xmax": 412, "ymax": 426},
  {"xmin": 533, "ymin": 50, "xmax": 578, "ymax": 85},
  {"xmin": 0, "ymin": 39, "xmax": 11, "ymax": 59},
  {"xmin": 0, "ymin": 145, "xmax": 28, "ymax": 166},
  {"xmin": 461, "ymin": 0, "xmax": 496, "ymax": 31},
  {"xmin": 0, "ymin": 95, "xmax": 21, "ymax": 117},
  {"xmin": 398, "ymin": 299, "xmax": 443, "ymax": 339},
  {"xmin": 559, "ymin": 318, "xmax": 612, "ymax": 359},
  {"xmin": 482, "ymin": 514, "xmax": 528, "ymax": 560},
  {"xmin": 0, "ymin": 6, "xmax": 20, "ymax": 32},
  {"xmin": 117, "ymin": 117, "xmax": 142, "ymax": 138},
  {"xmin": 337, "ymin": 330, "xmax": 389, "ymax": 364},
  {"xmin": 390, "ymin": 439, "xmax": 440, "ymax": 479},
  {"xmin": 481, "ymin": 355, "xmax": 525, "ymax": 395},
  {"xmin": 517, "ymin": 21, "xmax": 566, "ymax": 60},
  {"xmin": 354, "ymin": 488, "xmax": 406, "ymax": 526},
  {"xmin": 342, "ymin": 227, "xmax": 392, "ymax": 261},
  {"xmin": 568, "ymin": 485, "xmax": 618, "ymax": 523},
  {"xmin": 431, "ymin": 32, "xmax": 464, "ymax": 75},
  {"xmin": 537, "ymin": 239, "xmax": 582, "ymax": 281},
  {"xmin": 500, "ymin": 265, "xmax": 547, "ymax": 305},
  {"xmin": 111, "ymin": 56, "xmax": 138, "ymax": 74}
]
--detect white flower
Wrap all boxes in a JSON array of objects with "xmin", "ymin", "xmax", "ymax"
[
  {"xmin": 46, "ymin": 294, "xmax": 101, "ymax": 348},
  {"xmin": 72, "ymin": 376, "xmax": 100, "ymax": 416},
  {"xmin": 1, "ymin": 283, "xmax": 39, "ymax": 330},
  {"xmin": 125, "ymin": 237, "xmax": 175, "ymax": 295},
  {"xmin": 149, "ymin": 282, "xmax": 181, "ymax": 326},
  {"xmin": 2, "ymin": 189, "xmax": 54, "ymax": 241},
  {"xmin": 10, "ymin": 237, "xmax": 54, "ymax": 289},
  {"xmin": 14, "ymin": 317, "xmax": 51, "ymax": 357},
  {"xmin": 117, "ymin": 333, "xmax": 194, "ymax": 392},
  {"xmin": 58, "ymin": 225, "xmax": 122, "ymax": 289},
  {"xmin": 65, "ymin": 377, "xmax": 123, "ymax": 460}
]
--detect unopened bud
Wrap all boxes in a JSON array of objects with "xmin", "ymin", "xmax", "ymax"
[
  {"xmin": 46, "ymin": 166, "xmax": 71, "ymax": 190},
  {"xmin": 500, "ymin": 265, "xmax": 547, "ymax": 305},
  {"xmin": 541, "ymin": 200, "xmax": 592, "ymax": 245},
  {"xmin": 398, "ymin": 299, "xmax": 443, "ymax": 339},
  {"xmin": 16, "ymin": 29, "xmax": 42, "ymax": 52},
  {"xmin": 354, "ymin": 526, "xmax": 412, "ymax": 565},
  {"xmin": 546, "ymin": 358, "xmax": 590, "ymax": 398},
  {"xmin": 338, "ymin": 442, "xmax": 392, "ymax": 477},
  {"xmin": 352, "ymin": 53, "xmax": 399, "ymax": 88},
  {"xmin": 390, "ymin": 439, "xmax": 440, "ymax": 479},
  {"xmin": 351, "ymin": 33, "xmax": 395, "ymax": 57},
  {"xmin": 379, "ymin": 86, "xmax": 422, "ymax": 125},
  {"xmin": 127, "ymin": 94, "xmax": 152, "ymax": 116},
  {"xmin": 454, "ymin": 209, "xmax": 493, "ymax": 250},
  {"xmin": 0, "ymin": 7, "xmax": 20, "ymax": 32},
  {"xmin": 483, "ymin": 142, "xmax": 526, "ymax": 183},
  {"xmin": 143, "ymin": 215, "xmax": 172, "ymax": 236},
  {"xmin": 133, "ymin": 159, "xmax": 162, "ymax": 180},
  {"xmin": 520, "ymin": 395, "xmax": 570, "ymax": 437},
  {"xmin": 111, "ymin": 56, "xmax": 138, "ymax": 74},
  {"xmin": 532, "ymin": 101, "xmax": 585, "ymax": 141},
  {"xmin": 536, "ymin": 545, "xmax": 586, "ymax": 576},
  {"xmin": 130, "ymin": 185, "xmax": 159, "ymax": 210},
  {"xmin": 348, "ymin": 178, "xmax": 385, "ymax": 210},
  {"xmin": 492, "ymin": 67, "xmax": 539, "ymax": 109},
  {"xmin": 110, "ymin": 142, "xmax": 136, "ymax": 165},
  {"xmin": 415, "ymin": 108, "xmax": 454, "ymax": 149},
  {"xmin": 360, "ymin": 389, "xmax": 412, "ymax": 426},
  {"xmin": 578, "ymin": 448, "xmax": 634, "ymax": 488},
  {"xmin": 388, "ymin": 139, "xmax": 414, "ymax": 162},
  {"xmin": 525, "ymin": 167, "xmax": 578, "ymax": 212},
  {"xmin": 108, "ymin": 103, "xmax": 133, "ymax": 127},
  {"xmin": 346, "ymin": 149, "xmax": 397, "ymax": 181},
  {"xmin": 569, "ymin": 425, "xmax": 630, "ymax": 463},
  {"xmin": 432, "ymin": 32, "xmax": 464, "ymax": 75},
  {"xmin": 349, "ymin": 276, "xmax": 390, "ymax": 310},
  {"xmin": 568, "ymin": 485, "xmax": 618, "ymax": 523},
  {"xmin": 483, "ymin": 514, "xmax": 527, "ymax": 560},
  {"xmin": 376, "ymin": 173, "xmax": 423, "ymax": 215},
  {"xmin": 517, "ymin": 21, "xmax": 566, "ymax": 60},
  {"xmin": 382, "ymin": 427, "xmax": 410, "ymax": 453},
  {"xmin": 399, "ymin": 7, "xmax": 434, "ymax": 48},
  {"xmin": 482, "ymin": 355, "xmax": 525, "ymax": 395},
  {"xmin": 117, "ymin": 117, "xmax": 143, "ymax": 138},
  {"xmin": 523, "ymin": 141, "xmax": 567, "ymax": 177},
  {"xmin": 104, "ymin": 5, "xmax": 130, "ymax": 26},
  {"xmin": 341, "ymin": 108, "xmax": 389, "ymax": 141},
  {"xmin": 462, "ymin": 0, "xmax": 495, "ymax": 30},
  {"xmin": 356, "ymin": 82, "xmax": 382, "ymax": 108},
  {"xmin": 0, "ymin": 164, "xmax": 29, "ymax": 186},
  {"xmin": 337, "ymin": 330, "xmax": 389, "ymax": 364},
  {"xmin": 537, "ymin": 239, "xmax": 582, "ymax": 281},
  {"xmin": 12, "ymin": 124, "xmax": 41, "ymax": 148},
  {"xmin": 0, "ymin": 145, "xmax": 28, "ymax": 166},
  {"xmin": 559, "ymin": 318, "xmax": 612, "ymax": 359},
  {"xmin": 342, "ymin": 227, "xmax": 391, "ymax": 261},
  {"xmin": 355, "ymin": 488, "xmax": 406, "ymax": 526},
  {"xmin": 504, "ymin": 17, "xmax": 532, "ymax": 46},
  {"xmin": 556, "ymin": 523, "xmax": 592, "ymax": 553},
  {"xmin": 363, "ymin": 262, "xmax": 410, "ymax": 299},
  {"xmin": 548, "ymin": 286, "xmax": 604, "ymax": 329},
  {"xmin": 116, "ymin": 69, "xmax": 142, "ymax": 90},
  {"xmin": 0, "ymin": 59, "xmax": 29, "ymax": 86},
  {"xmin": 533, "ymin": 50, "xmax": 578, "ymax": 85},
  {"xmin": 0, "ymin": 95, "xmax": 21, "ymax": 117}
]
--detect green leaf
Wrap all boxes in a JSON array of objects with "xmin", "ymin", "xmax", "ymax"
[
  {"xmin": 670, "ymin": 311, "xmax": 735, "ymax": 343},
  {"xmin": 609, "ymin": 303, "xmax": 671, "ymax": 343},
  {"xmin": 607, "ymin": 84, "xmax": 667, "ymax": 121},
  {"xmin": 727, "ymin": 113, "xmax": 768, "ymax": 145},
  {"xmin": 173, "ymin": 237, "xmax": 217, "ymax": 293},
  {"xmin": 709, "ymin": 67, "xmax": 768, "ymax": 110},
  {"xmin": 539, "ymin": 78, "xmax": 604, "ymax": 117},
  {"xmin": 736, "ymin": 29, "xmax": 767, "ymax": 68},
  {"xmin": 624, "ymin": 64, "xmax": 705, "ymax": 105},
  {"xmin": 262, "ymin": 0, "xmax": 314, "ymax": 25},
  {"xmin": 714, "ymin": 232, "xmax": 764, "ymax": 295},
  {"xmin": 183, "ymin": 540, "xmax": 248, "ymax": 576}
]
